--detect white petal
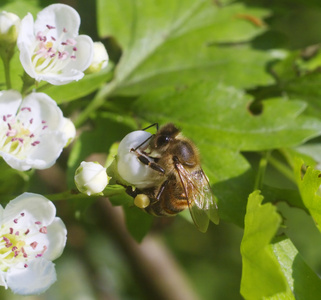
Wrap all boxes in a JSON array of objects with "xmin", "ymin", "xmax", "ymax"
[
  {"xmin": 0, "ymin": 151, "xmax": 34, "ymax": 171},
  {"xmin": 67, "ymin": 35, "xmax": 94, "ymax": 71},
  {"xmin": 19, "ymin": 92, "xmax": 64, "ymax": 131},
  {"xmin": 43, "ymin": 218, "xmax": 67, "ymax": 261},
  {"xmin": 39, "ymin": 69, "xmax": 85, "ymax": 86},
  {"xmin": 0, "ymin": 131, "xmax": 66, "ymax": 171},
  {"xmin": 6, "ymin": 259, "xmax": 56, "ymax": 295},
  {"xmin": 17, "ymin": 13, "xmax": 37, "ymax": 79},
  {"xmin": 27, "ymin": 131, "xmax": 67, "ymax": 169},
  {"xmin": 0, "ymin": 90, "xmax": 22, "ymax": 116},
  {"xmin": 0, "ymin": 271, "xmax": 8, "ymax": 289},
  {"xmin": 34, "ymin": 4, "xmax": 80, "ymax": 38},
  {"xmin": 3, "ymin": 193, "xmax": 56, "ymax": 227},
  {"xmin": 0, "ymin": 204, "xmax": 4, "ymax": 219}
]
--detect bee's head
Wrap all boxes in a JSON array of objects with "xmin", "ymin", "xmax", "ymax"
[{"xmin": 153, "ymin": 123, "xmax": 180, "ymax": 149}]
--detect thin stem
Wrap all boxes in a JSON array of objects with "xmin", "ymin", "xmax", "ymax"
[
  {"xmin": 44, "ymin": 190, "xmax": 93, "ymax": 202},
  {"xmin": 74, "ymin": 80, "xmax": 117, "ymax": 128},
  {"xmin": 20, "ymin": 71, "xmax": 37, "ymax": 96},
  {"xmin": 1, "ymin": 54, "xmax": 12, "ymax": 89},
  {"xmin": 266, "ymin": 153, "xmax": 296, "ymax": 183},
  {"xmin": 254, "ymin": 151, "xmax": 270, "ymax": 190}
]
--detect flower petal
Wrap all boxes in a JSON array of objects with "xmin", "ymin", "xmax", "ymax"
[
  {"xmin": 3, "ymin": 193, "xmax": 56, "ymax": 227},
  {"xmin": 27, "ymin": 131, "xmax": 67, "ymax": 169},
  {"xmin": 6, "ymin": 259, "xmax": 56, "ymax": 295},
  {"xmin": 43, "ymin": 218, "xmax": 67, "ymax": 261},
  {"xmin": 0, "ymin": 90, "xmax": 22, "ymax": 116},
  {"xmin": 0, "ymin": 271, "xmax": 8, "ymax": 289},
  {"xmin": 18, "ymin": 92, "xmax": 64, "ymax": 131},
  {"xmin": 34, "ymin": 4, "xmax": 80, "ymax": 38},
  {"xmin": 67, "ymin": 35, "xmax": 94, "ymax": 71},
  {"xmin": 17, "ymin": 13, "xmax": 37, "ymax": 79}
]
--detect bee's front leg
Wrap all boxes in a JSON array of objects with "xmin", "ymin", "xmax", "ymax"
[{"xmin": 130, "ymin": 148, "xmax": 165, "ymax": 175}]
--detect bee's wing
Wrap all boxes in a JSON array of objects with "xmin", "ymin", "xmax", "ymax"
[{"xmin": 176, "ymin": 164, "xmax": 219, "ymax": 233}]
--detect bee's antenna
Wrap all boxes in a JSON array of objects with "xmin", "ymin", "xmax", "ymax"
[
  {"xmin": 142, "ymin": 123, "xmax": 159, "ymax": 131},
  {"xmin": 132, "ymin": 135, "xmax": 153, "ymax": 151}
]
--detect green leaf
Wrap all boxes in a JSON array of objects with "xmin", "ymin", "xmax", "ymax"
[
  {"xmin": 131, "ymin": 83, "xmax": 321, "ymax": 151},
  {"xmin": 198, "ymin": 143, "xmax": 252, "ymax": 227},
  {"xmin": 44, "ymin": 67, "xmax": 113, "ymax": 104},
  {"xmin": 283, "ymin": 71, "xmax": 321, "ymax": 118},
  {"xmin": 295, "ymin": 159, "xmax": 321, "ymax": 233},
  {"xmin": 97, "ymin": 0, "xmax": 274, "ymax": 95},
  {"xmin": 270, "ymin": 235, "xmax": 321, "ymax": 300},
  {"xmin": 240, "ymin": 190, "xmax": 286, "ymax": 299}
]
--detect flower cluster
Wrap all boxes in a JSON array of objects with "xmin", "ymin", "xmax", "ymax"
[
  {"xmin": 0, "ymin": 193, "xmax": 67, "ymax": 295},
  {"xmin": 0, "ymin": 2, "xmax": 109, "ymax": 296}
]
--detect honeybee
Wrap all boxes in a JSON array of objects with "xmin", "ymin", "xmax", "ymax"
[{"xmin": 125, "ymin": 123, "xmax": 219, "ymax": 232}]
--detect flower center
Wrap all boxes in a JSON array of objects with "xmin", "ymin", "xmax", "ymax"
[
  {"xmin": 0, "ymin": 107, "xmax": 46, "ymax": 159},
  {"xmin": 0, "ymin": 212, "xmax": 48, "ymax": 271},
  {"xmin": 32, "ymin": 25, "xmax": 77, "ymax": 74}
]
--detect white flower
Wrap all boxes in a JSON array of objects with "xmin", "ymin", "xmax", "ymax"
[
  {"xmin": 17, "ymin": 4, "xmax": 93, "ymax": 85},
  {"xmin": 117, "ymin": 130, "xmax": 162, "ymax": 189},
  {"xmin": 0, "ymin": 193, "xmax": 67, "ymax": 295},
  {"xmin": 0, "ymin": 11, "xmax": 20, "ymax": 43},
  {"xmin": 75, "ymin": 161, "xmax": 109, "ymax": 196},
  {"xmin": 0, "ymin": 90, "xmax": 69, "ymax": 171},
  {"xmin": 86, "ymin": 42, "xmax": 109, "ymax": 74}
]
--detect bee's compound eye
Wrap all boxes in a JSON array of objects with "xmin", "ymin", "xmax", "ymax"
[
  {"xmin": 156, "ymin": 135, "xmax": 170, "ymax": 147},
  {"xmin": 134, "ymin": 194, "xmax": 150, "ymax": 209}
]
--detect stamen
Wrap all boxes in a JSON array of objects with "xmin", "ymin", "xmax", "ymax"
[
  {"xmin": 30, "ymin": 242, "xmax": 38, "ymax": 249},
  {"xmin": 39, "ymin": 226, "xmax": 47, "ymax": 234}
]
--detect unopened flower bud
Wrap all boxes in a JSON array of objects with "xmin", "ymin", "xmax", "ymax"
[
  {"xmin": 0, "ymin": 11, "xmax": 20, "ymax": 44},
  {"xmin": 86, "ymin": 42, "xmax": 109, "ymax": 74},
  {"xmin": 75, "ymin": 161, "xmax": 109, "ymax": 196},
  {"xmin": 62, "ymin": 118, "xmax": 76, "ymax": 147}
]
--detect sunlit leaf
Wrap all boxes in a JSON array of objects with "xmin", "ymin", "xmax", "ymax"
[
  {"xmin": 97, "ymin": 0, "xmax": 274, "ymax": 95},
  {"xmin": 295, "ymin": 159, "xmax": 321, "ymax": 233},
  {"xmin": 240, "ymin": 190, "xmax": 286, "ymax": 299},
  {"xmin": 131, "ymin": 83, "xmax": 321, "ymax": 151},
  {"xmin": 270, "ymin": 235, "xmax": 321, "ymax": 300}
]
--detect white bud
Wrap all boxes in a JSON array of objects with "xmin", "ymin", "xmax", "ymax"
[
  {"xmin": 0, "ymin": 11, "xmax": 20, "ymax": 43},
  {"xmin": 75, "ymin": 161, "xmax": 108, "ymax": 196},
  {"xmin": 117, "ymin": 130, "xmax": 162, "ymax": 189},
  {"xmin": 86, "ymin": 41, "xmax": 109, "ymax": 74},
  {"xmin": 62, "ymin": 117, "xmax": 76, "ymax": 147}
]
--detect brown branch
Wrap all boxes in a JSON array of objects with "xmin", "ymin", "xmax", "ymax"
[{"xmin": 94, "ymin": 198, "xmax": 201, "ymax": 300}]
